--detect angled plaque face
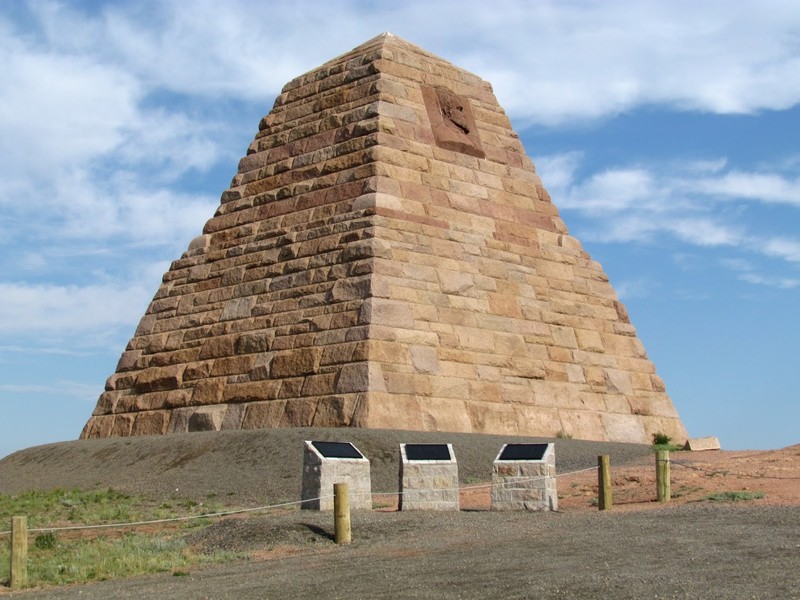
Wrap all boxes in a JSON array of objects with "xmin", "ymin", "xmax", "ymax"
[
  {"xmin": 404, "ymin": 443, "xmax": 452, "ymax": 461},
  {"xmin": 497, "ymin": 443, "xmax": 548, "ymax": 461},
  {"xmin": 311, "ymin": 441, "xmax": 364, "ymax": 459}
]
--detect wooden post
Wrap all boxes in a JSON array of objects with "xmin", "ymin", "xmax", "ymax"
[
  {"xmin": 10, "ymin": 516, "xmax": 28, "ymax": 589},
  {"xmin": 597, "ymin": 455, "xmax": 612, "ymax": 510},
  {"xmin": 656, "ymin": 450, "xmax": 670, "ymax": 502},
  {"xmin": 333, "ymin": 482, "xmax": 351, "ymax": 545}
]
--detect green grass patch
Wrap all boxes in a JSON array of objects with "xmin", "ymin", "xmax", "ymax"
[
  {"xmin": 0, "ymin": 489, "xmax": 241, "ymax": 589},
  {"xmin": 704, "ymin": 491, "xmax": 764, "ymax": 502},
  {"xmin": 650, "ymin": 443, "xmax": 685, "ymax": 452},
  {"xmin": 0, "ymin": 488, "xmax": 224, "ymax": 529},
  {"xmin": 650, "ymin": 432, "xmax": 684, "ymax": 452},
  {"xmin": 0, "ymin": 488, "xmax": 136, "ymax": 529},
  {"xmin": 1, "ymin": 531, "xmax": 242, "ymax": 587}
]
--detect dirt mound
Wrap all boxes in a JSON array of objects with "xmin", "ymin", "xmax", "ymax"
[{"xmin": 0, "ymin": 428, "xmax": 650, "ymax": 505}]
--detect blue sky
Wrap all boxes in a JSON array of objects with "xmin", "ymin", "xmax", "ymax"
[{"xmin": 1, "ymin": 1, "xmax": 798, "ymax": 458}]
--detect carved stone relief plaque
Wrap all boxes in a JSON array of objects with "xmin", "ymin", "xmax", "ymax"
[{"xmin": 421, "ymin": 86, "xmax": 485, "ymax": 158}]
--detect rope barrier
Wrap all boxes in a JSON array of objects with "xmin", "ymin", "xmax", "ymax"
[
  {"xmin": 0, "ymin": 465, "xmax": 600, "ymax": 537},
  {"xmin": 4, "ymin": 459, "xmax": 797, "ymax": 538},
  {"xmin": 670, "ymin": 459, "xmax": 800, "ymax": 480},
  {"xmin": 0, "ymin": 495, "xmax": 332, "ymax": 538}
]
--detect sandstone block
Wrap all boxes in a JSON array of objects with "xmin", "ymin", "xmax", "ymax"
[
  {"xmin": 133, "ymin": 365, "xmax": 185, "ymax": 394},
  {"xmin": 132, "ymin": 410, "xmax": 170, "ymax": 436},
  {"xmin": 684, "ymin": 436, "xmax": 721, "ymax": 451},
  {"xmin": 188, "ymin": 405, "xmax": 226, "ymax": 432},
  {"xmin": 410, "ymin": 345, "xmax": 439, "ymax": 374},
  {"xmin": 241, "ymin": 400, "xmax": 286, "ymax": 429},
  {"xmin": 270, "ymin": 348, "xmax": 322, "ymax": 378}
]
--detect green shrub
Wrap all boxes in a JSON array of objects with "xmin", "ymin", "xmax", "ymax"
[
  {"xmin": 652, "ymin": 432, "xmax": 672, "ymax": 445},
  {"xmin": 705, "ymin": 491, "xmax": 764, "ymax": 502},
  {"xmin": 34, "ymin": 532, "xmax": 58, "ymax": 550}
]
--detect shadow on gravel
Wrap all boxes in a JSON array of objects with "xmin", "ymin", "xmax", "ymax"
[{"xmin": 299, "ymin": 522, "xmax": 334, "ymax": 542}]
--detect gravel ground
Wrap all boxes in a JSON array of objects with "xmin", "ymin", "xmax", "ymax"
[
  {"xmin": 7, "ymin": 504, "xmax": 799, "ymax": 599},
  {"xmin": 2, "ymin": 430, "xmax": 798, "ymax": 599}
]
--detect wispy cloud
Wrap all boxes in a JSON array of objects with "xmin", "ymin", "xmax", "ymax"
[
  {"xmin": 538, "ymin": 151, "xmax": 800, "ymax": 290},
  {"xmin": 615, "ymin": 278, "xmax": 661, "ymax": 300},
  {"xmin": 0, "ymin": 381, "xmax": 99, "ymax": 401},
  {"xmin": 721, "ymin": 258, "xmax": 800, "ymax": 289},
  {"xmin": 0, "ymin": 281, "xmax": 150, "ymax": 334},
  {"xmin": 14, "ymin": 1, "xmax": 800, "ymax": 126},
  {"xmin": 695, "ymin": 172, "xmax": 800, "ymax": 206},
  {"xmin": 760, "ymin": 238, "xmax": 800, "ymax": 264}
]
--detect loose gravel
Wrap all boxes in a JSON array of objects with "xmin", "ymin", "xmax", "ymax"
[
  {"xmin": 3, "ymin": 429, "xmax": 797, "ymax": 599},
  {"xmin": 9, "ymin": 505, "xmax": 800, "ymax": 599}
]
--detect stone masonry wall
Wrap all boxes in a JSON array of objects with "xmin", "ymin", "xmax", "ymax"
[
  {"xmin": 82, "ymin": 34, "xmax": 688, "ymax": 445},
  {"xmin": 399, "ymin": 461, "xmax": 460, "ymax": 511}
]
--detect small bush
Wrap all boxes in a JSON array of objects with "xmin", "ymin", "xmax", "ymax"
[
  {"xmin": 652, "ymin": 432, "xmax": 672, "ymax": 445},
  {"xmin": 34, "ymin": 532, "xmax": 58, "ymax": 550},
  {"xmin": 556, "ymin": 430, "xmax": 573, "ymax": 440}
]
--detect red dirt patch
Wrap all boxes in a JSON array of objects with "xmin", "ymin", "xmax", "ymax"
[
  {"xmin": 558, "ymin": 445, "xmax": 800, "ymax": 511},
  {"xmin": 452, "ymin": 445, "xmax": 800, "ymax": 512}
]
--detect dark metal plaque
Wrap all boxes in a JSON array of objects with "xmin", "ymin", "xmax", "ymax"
[
  {"xmin": 404, "ymin": 444, "xmax": 452, "ymax": 461},
  {"xmin": 498, "ymin": 443, "xmax": 549, "ymax": 461},
  {"xmin": 311, "ymin": 441, "xmax": 364, "ymax": 459}
]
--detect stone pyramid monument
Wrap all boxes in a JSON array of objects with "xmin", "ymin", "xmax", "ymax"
[{"xmin": 82, "ymin": 34, "xmax": 688, "ymax": 444}]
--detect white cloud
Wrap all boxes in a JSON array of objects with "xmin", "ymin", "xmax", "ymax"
[
  {"xmin": 738, "ymin": 273, "xmax": 800, "ymax": 289},
  {"xmin": 459, "ymin": 1, "xmax": 800, "ymax": 125},
  {"xmin": 41, "ymin": 169, "xmax": 218, "ymax": 245},
  {"xmin": 615, "ymin": 278, "xmax": 660, "ymax": 300},
  {"xmin": 761, "ymin": 238, "xmax": 800, "ymax": 263},
  {"xmin": 0, "ymin": 18, "xmax": 141, "ymax": 177},
  {"xmin": 30, "ymin": 0, "xmax": 317, "ymax": 99},
  {"xmin": 721, "ymin": 257, "xmax": 800, "ymax": 289},
  {"xmin": 588, "ymin": 215, "xmax": 660, "ymax": 245},
  {"xmin": 0, "ymin": 7, "xmax": 224, "ymax": 201},
  {"xmin": 17, "ymin": 0, "xmax": 800, "ymax": 126},
  {"xmin": 534, "ymin": 152, "xmax": 582, "ymax": 191},
  {"xmin": 684, "ymin": 158, "xmax": 728, "ymax": 175},
  {"xmin": 667, "ymin": 218, "xmax": 743, "ymax": 247},
  {"xmin": 0, "ymin": 281, "xmax": 150, "ymax": 336},
  {"xmin": 0, "ymin": 381, "xmax": 99, "ymax": 402},
  {"xmin": 563, "ymin": 168, "xmax": 660, "ymax": 213},
  {"xmin": 541, "ymin": 151, "xmax": 800, "ymax": 294},
  {"xmin": 544, "ymin": 151, "xmax": 799, "ymax": 250},
  {"xmin": 695, "ymin": 172, "xmax": 800, "ymax": 206},
  {"xmin": 0, "ymin": 254, "xmax": 171, "ymax": 352},
  {"xmin": 1, "ymin": 160, "xmax": 217, "ymax": 249},
  {"xmin": 0, "ymin": 344, "xmax": 95, "ymax": 357}
]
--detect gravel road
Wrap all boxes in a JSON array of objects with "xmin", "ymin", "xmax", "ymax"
[{"xmin": 8, "ymin": 504, "xmax": 799, "ymax": 599}]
